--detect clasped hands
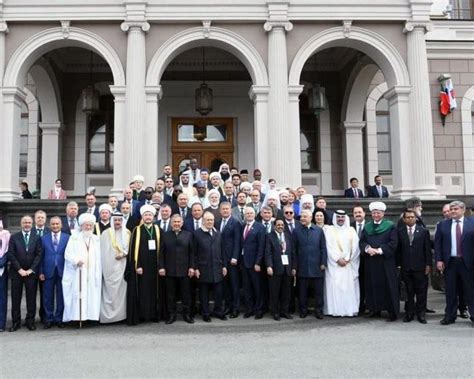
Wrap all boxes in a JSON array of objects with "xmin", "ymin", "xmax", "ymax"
[{"xmin": 17, "ymin": 268, "xmax": 33, "ymax": 277}]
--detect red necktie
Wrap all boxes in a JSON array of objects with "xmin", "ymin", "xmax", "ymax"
[{"xmin": 243, "ymin": 224, "xmax": 251, "ymax": 240}]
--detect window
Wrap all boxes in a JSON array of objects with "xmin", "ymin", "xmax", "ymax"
[
  {"xmin": 19, "ymin": 102, "xmax": 29, "ymax": 178},
  {"xmin": 300, "ymin": 114, "xmax": 320, "ymax": 172},
  {"xmin": 87, "ymin": 95, "xmax": 114, "ymax": 173},
  {"xmin": 376, "ymin": 98, "xmax": 392, "ymax": 175},
  {"xmin": 450, "ymin": 0, "xmax": 474, "ymax": 19}
]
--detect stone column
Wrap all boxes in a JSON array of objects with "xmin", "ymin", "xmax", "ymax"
[
  {"xmin": 0, "ymin": 87, "xmax": 26, "ymax": 200},
  {"xmin": 121, "ymin": 21, "xmax": 150, "ymax": 184},
  {"xmin": 39, "ymin": 122, "xmax": 63, "ymax": 199},
  {"xmin": 288, "ymin": 84, "xmax": 304, "ymax": 185},
  {"xmin": 145, "ymin": 85, "xmax": 162, "ymax": 183},
  {"xmin": 249, "ymin": 85, "xmax": 270, "ymax": 178},
  {"xmin": 341, "ymin": 121, "xmax": 366, "ymax": 190},
  {"xmin": 404, "ymin": 22, "xmax": 442, "ymax": 198},
  {"xmin": 264, "ymin": 20, "xmax": 300, "ymax": 188},
  {"xmin": 109, "ymin": 85, "xmax": 126, "ymax": 195},
  {"xmin": 385, "ymin": 86, "xmax": 413, "ymax": 199}
]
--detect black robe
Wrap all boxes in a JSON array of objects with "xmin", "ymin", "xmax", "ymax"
[
  {"xmin": 359, "ymin": 221, "xmax": 399, "ymax": 315},
  {"xmin": 125, "ymin": 224, "xmax": 161, "ymax": 325},
  {"xmin": 94, "ymin": 221, "xmax": 110, "ymax": 236}
]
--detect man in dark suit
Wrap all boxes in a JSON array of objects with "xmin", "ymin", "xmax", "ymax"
[
  {"xmin": 265, "ymin": 219, "xmax": 294, "ymax": 320},
  {"xmin": 240, "ymin": 206, "xmax": 266, "ymax": 319},
  {"xmin": 344, "ymin": 177, "xmax": 364, "ymax": 199},
  {"xmin": 217, "ymin": 202, "xmax": 242, "ymax": 318},
  {"xmin": 159, "ymin": 164, "xmax": 179, "ymax": 186},
  {"xmin": 351, "ymin": 205, "xmax": 367, "ymax": 315},
  {"xmin": 231, "ymin": 192, "xmax": 248, "ymax": 224},
  {"xmin": 435, "ymin": 200, "xmax": 474, "ymax": 326},
  {"xmin": 220, "ymin": 182, "xmax": 237, "ymax": 207},
  {"xmin": 39, "ymin": 216, "xmax": 69, "ymax": 329},
  {"xmin": 397, "ymin": 209, "xmax": 432, "ymax": 324},
  {"xmin": 175, "ymin": 193, "xmax": 192, "ymax": 220},
  {"xmin": 367, "ymin": 175, "xmax": 389, "ymax": 198},
  {"xmin": 120, "ymin": 186, "xmax": 141, "ymax": 220},
  {"xmin": 8, "ymin": 215, "xmax": 42, "ymax": 331},
  {"xmin": 159, "ymin": 214, "xmax": 195, "ymax": 324},
  {"xmin": 79, "ymin": 193, "xmax": 100, "ymax": 221},
  {"xmin": 61, "ymin": 201, "xmax": 79, "ymax": 235},
  {"xmin": 33, "ymin": 209, "xmax": 50, "ymax": 323},
  {"xmin": 293, "ymin": 209, "xmax": 328, "ymax": 319},
  {"xmin": 183, "ymin": 203, "xmax": 203, "ymax": 232}
]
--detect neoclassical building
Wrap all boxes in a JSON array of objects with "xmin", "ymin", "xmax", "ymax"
[{"xmin": 0, "ymin": 0, "xmax": 473, "ymax": 200}]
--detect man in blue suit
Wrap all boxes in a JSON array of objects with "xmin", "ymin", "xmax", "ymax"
[
  {"xmin": 367, "ymin": 175, "xmax": 389, "ymax": 198},
  {"xmin": 240, "ymin": 206, "xmax": 266, "ymax": 319},
  {"xmin": 293, "ymin": 209, "xmax": 328, "ymax": 319},
  {"xmin": 217, "ymin": 201, "xmax": 242, "ymax": 318},
  {"xmin": 40, "ymin": 216, "xmax": 69, "ymax": 329},
  {"xmin": 344, "ymin": 177, "xmax": 364, "ymax": 199},
  {"xmin": 435, "ymin": 200, "xmax": 474, "ymax": 326}
]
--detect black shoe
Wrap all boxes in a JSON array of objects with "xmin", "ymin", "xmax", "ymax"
[
  {"xmin": 426, "ymin": 308, "xmax": 436, "ymax": 314},
  {"xmin": 255, "ymin": 312, "xmax": 263, "ymax": 320},
  {"xmin": 366, "ymin": 311, "xmax": 381, "ymax": 318},
  {"xmin": 165, "ymin": 316, "xmax": 176, "ymax": 325},
  {"xmin": 57, "ymin": 322, "xmax": 65, "ymax": 329},
  {"xmin": 222, "ymin": 308, "xmax": 230, "ymax": 316},
  {"xmin": 202, "ymin": 315, "xmax": 212, "ymax": 322},
  {"xmin": 9, "ymin": 323, "xmax": 21, "ymax": 332},
  {"xmin": 212, "ymin": 313, "xmax": 227, "ymax": 321},
  {"xmin": 281, "ymin": 313, "xmax": 293, "ymax": 320},
  {"xmin": 230, "ymin": 311, "xmax": 239, "ymax": 319},
  {"xmin": 459, "ymin": 310, "xmax": 469, "ymax": 319},
  {"xmin": 243, "ymin": 311, "xmax": 254, "ymax": 319},
  {"xmin": 387, "ymin": 314, "xmax": 398, "ymax": 322},
  {"xmin": 403, "ymin": 314, "xmax": 414, "ymax": 323},
  {"xmin": 44, "ymin": 322, "xmax": 53, "ymax": 329},
  {"xmin": 314, "ymin": 311, "xmax": 323, "ymax": 320},
  {"xmin": 183, "ymin": 315, "xmax": 195, "ymax": 324},
  {"xmin": 440, "ymin": 318, "xmax": 455, "ymax": 325},
  {"xmin": 417, "ymin": 316, "xmax": 427, "ymax": 324},
  {"xmin": 299, "ymin": 311, "xmax": 308, "ymax": 319},
  {"xmin": 273, "ymin": 314, "xmax": 281, "ymax": 321},
  {"xmin": 26, "ymin": 323, "xmax": 36, "ymax": 331}
]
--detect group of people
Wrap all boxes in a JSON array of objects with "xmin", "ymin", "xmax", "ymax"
[{"xmin": 1, "ymin": 163, "xmax": 473, "ymax": 332}]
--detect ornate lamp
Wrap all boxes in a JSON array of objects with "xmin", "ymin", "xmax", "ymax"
[
  {"xmin": 195, "ymin": 47, "xmax": 213, "ymax": 116},
  {"xmin": 308, "ymin": 83, "xmax": 327, "ymax": 116},
  {"xmin": 82, "ymin": 51, "xmax": 100, "ymax": 114}
]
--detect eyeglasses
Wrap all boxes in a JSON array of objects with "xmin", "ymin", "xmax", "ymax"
[
  {"xmin": 144, "ymin": 191, "xmax": 153, "ymax": 194},
  {"xmin": 174, "ymin": 189, "xmax": 182, "ymax": 193},
  {"xmin": 284, "ymin": 211, "xmax": 294, "ymax": 215}
]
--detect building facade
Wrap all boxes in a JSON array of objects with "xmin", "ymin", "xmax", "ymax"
[{"xmin": 0, "ymin": 0, "xmax": 473, "ymax": 200}]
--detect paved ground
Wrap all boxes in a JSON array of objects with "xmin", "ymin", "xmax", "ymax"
[{"xmin": 1, "ymin": 290, "xmax": 473, "ymax": 378}]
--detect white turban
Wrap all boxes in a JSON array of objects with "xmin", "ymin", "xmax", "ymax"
[
  {"xmin": 240, "ymin": 182, "xmax": 252, "ymax": 191},
  {"xmin": 369, "ymin": 201, "xmax": 386, "ymax": 212},
  {"xmin": 209, "ymin": 172, "xmax": 221, "ymax": 180},
  {"xmin": 140, "ymin": 204, "xmax": 157, "ymax": 216},
  {"xmin": 78, "ymin": 213, "xmax": 96, "ymax": 226},
  {"xmin": 99, "ymin": 204, "xmax": 113, "ymax": 214},
  {"xmin": 133, "ymin": 175, "xmax": 145, "ymax": 183}
]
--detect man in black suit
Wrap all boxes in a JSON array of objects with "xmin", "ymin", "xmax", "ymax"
[
  {"xmin": 351, "ymin": 205, "xmax": 366, "ymax": 315},
  {"xmin": 344, "ymin": 177, "xmax": 364, "ymax": 199},
  {"xmin": 217, "ymin": 202, "xmax": 242, "ymax": 318},
  {"xmin": 282, "ymin": 205, "xmax": 299, "ymax": 235},
  {"xmin": 220, "ymin": 182, "xmax": 237, "ymax": 207},
  {"xmin": 79, "ymin": 193, "xmax": 100, "ymax": 221},
  {"xmin": 367, "ymin": 175, "xmax": 389, "ymax": 198},
  {"xmin": 175, "ymin": 193, "xmax": 192, "ymax": 220},
  {"xmin": 33, "ymin": 210, "xmax": 50, "ymax": 324},
  {"xmin": 397, "ymin": 209, "xmax": 432, "ymax": 324},
  {"xmin": 61, "ymin": 201, "xmax": 79, "ymax": 235},
  {"xmin": 159, "ymin": 164, "xmax": 179, "ymax": 186},
  {"xmin": 8, "ymin": 215, "xmax": 42, "ymax": 331},
  {"xmin": 265, "ymin": 219, "xmax": 294, "ymax": 321},
  {"xmin": 159, "ymin": 214, "xmax": 195, "ymax": 324}
]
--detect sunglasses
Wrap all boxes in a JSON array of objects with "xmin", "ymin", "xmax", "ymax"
[
  {"xmin": 284, "ymin": 211, "xmax": 294, "ymax": 214},
  {"xmin": 144, "ymin": 191, "xmax": 153, "ymax": 194}
]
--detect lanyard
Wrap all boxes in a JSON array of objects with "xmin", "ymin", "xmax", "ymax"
[{"xmin": 144, "ymin": 225, "xmax": 154, "ymax": 239}]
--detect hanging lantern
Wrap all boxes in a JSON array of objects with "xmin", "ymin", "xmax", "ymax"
[
  {"xmin": 82, "ymin": 86, "xmax": 100, "ymax": 114},
  {"xmin": 195, "ymin": 47, "xmax": 213, "ymax": 116},
  {"xmin": 308, "ymin": 83, "xmax": 327, "ymax": 115}
]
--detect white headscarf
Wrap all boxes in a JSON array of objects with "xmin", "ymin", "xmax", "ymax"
[
  {"xmin": 332, "ymin": 211, "xmax": 350, "ymax": 228},
  {"xmin": 207, "ymin": 189, "xmax": 221, "ymax": 207},
  {"xmin": 109, "ymin": 213, "xmax": 129, "ymax": 254},
  {"xmin": 300, "ymin": 194, "xmax": 315, "ymax": 213},
  {"xmin": 262, "ymin": 189, "xmax": 281, "ymax": 209}
]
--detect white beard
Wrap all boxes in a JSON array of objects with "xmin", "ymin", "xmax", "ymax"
[{"xmin": 82, "ymin": 230, "xmax": 93, "ymax": 238}]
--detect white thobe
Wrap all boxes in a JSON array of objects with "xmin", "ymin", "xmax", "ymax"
[
  {"xmin": 323, "ymin": 226, "xmax": 360, "ymax": 316},
  {"xmin": 62, "ymin": 233, "xmax": 102, "ymax": 322}
]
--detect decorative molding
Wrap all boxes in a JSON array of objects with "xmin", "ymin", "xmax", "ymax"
[
  {"xmin": 342, "ymin": 20, "xmax": 352, "ymax": 38},
  {"xmin": 383, "ymin": 85, "xmax": 411, "ymax": 100},
  {"xmin": 248, "ymin": 85, "xmax": 269, "ymax": 103},
  {"xmin": 403, "ymin": 21, "xmax": 432, "ymax": 34},
  {"xmin": 263, "ymin": 20, "xmax": 293, "ymax": 32},
  {"xmin": 202, "ymin": 20, "xmax": 211, "ymax": 39},
  {"xmin": 120, "ymin": 21, "xmax": 150, "ymax": 33},
  {"xmin": 145, "ymin": 85, "xmax": 163, "ymax": 101},
  {"xmin": 60, "ymin": 20, "xmax": 70, "ymax": 39},
  {"xmin": 0, "ymin": 20, "xmax": 8, "ymax": 34}
]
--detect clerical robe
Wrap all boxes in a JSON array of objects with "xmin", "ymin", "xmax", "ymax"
[
  {"xmin": 100, "ymin": 228, "xmax": 130, "ymax": 323},
  {"xmin": 324, "ymin": 225, "xmax": 360, "ymax": 316},
  {"xmin": 94, "ymin": 222, "xmax": 110, "ymax": 236},
  {"xmin": 62, "ymin": 233, "xmax": 102, "ymax": 322},
  {"xmin": 359, "ymin": 220, "xmax": 399, "ymax": 315}
]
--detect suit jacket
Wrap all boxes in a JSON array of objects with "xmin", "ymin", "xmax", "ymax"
[
  {"xmin": 40, "ymin": 232, "xmax": 69, "ymax": 278},
  {"xmin": 183, "ymin": 217, "xmax": 202, "ymax": 233},
  {"xmin": 284, "ymin": 219, "xmax": 300, "ymax": 236},
  {"xmin": 79, "ymin": 206, "xmax": 100, "ymax": 222},
  {"xmin": 344, "ymin": 187, "xmax": 364, "ymax": 198},
  {"xmin": 8, "ymin": 231, "xmax": 42, "ymax": 278},
  {"xmin": 217, "ymin": 217, "xmax": 242, "ymax": 263},
  {"xmin": 61, "ymin": 216, "xmax": 79, "ymax": 235},
  {"xmin": 265, "ymin": 230, "xmax": 294, "ymax": 276},
  {"xmin": 155, "ymin": 218, "xmax": 172, "ymax": 233},
  {"xmin": 240, "ymin": 222, "xmax": 266, "ymax": 269},
  {"xmin": 231, "ymin": 205, "xmax": 247, "ymax": 224},
  {"xmin": 174, "ymin": 206, "xmax": 192, "ymax": 220},
  {"xmin": 159, "ymin": 230, "xmax": 194, "ymax": 277},
  {"xmin": 119, "ymin": 200, "xmax": 141, "ymax": 218},
  {"xmin": 293, "ymin": 224, "xmax": 327, "ymax": 278},
  {"xmin": 220, "ymin": 195, "xmax": 237, "ymax": 208},
  {"xmin": 159, "ymin": 175, "xmax": 179, "ymax": 186},
  {"xmin": 47, "ymin": 189, "xmax": 67, "ymax": 200},
  {"xmin": 367, "ymin": 185, "xmax": 389, "ymax": 198},
  {"xmin": 396, "ymin": 225, "xmax": 431, "ymax": 271},
  {"xmin": 435, "ymin": 217, "xmax": 474, "ymax": 269},
  {"xmin": 193, "ymin": 228, "xmax": 225, "ymax": 283},
  {"xmin": 32, "ymin": 226, "xmax": 51, "ymax": 238}
]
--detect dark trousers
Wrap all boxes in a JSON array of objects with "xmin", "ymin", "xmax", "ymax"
[
  {"xmin": 43, "ymin": 267, "xmax": 64, "ymax": 323},
  {"xmin": 401, "ymin": 269, "xmax": 428, "ymax": 317},
  {"xmin": 241, "ymin": 266, "xmax": 263, "ymax": 313},
  {"xmin": 38, "ymin": 279, "xmax": 45, "ymax": 322},
  {"xmin": 166, "ymin": 276, "xmax": 191, "ymax": 316},
  {"xmin": 223, "ymin": 265, "xmax": 240, "ymax": 312},
  {"xmin": 444, "ymin": 257, "xmax": 474, "ymax": 321},
  {"xmin": 458, "ymin": 276, "xmax": 467, "ymax": 312},
  {"xmin": 269, "ymin": 273, "xmax": 291, "ymax": 315},
  {"xmin": 199, "ymin": 281, "xmax": 224, "ymax": 317},
  {"xmin": 11, "ymin": 274, "xmax": 38, "ymax": 325},
  {"xmin": 0, "ymin": 271, "xmax": 7, "ymax": 328},
  {"xmin": 298, "ymin": 277, "xmax": 324, "ymax": 314},
  {"xmin": 359, "ymin": 255, "xmax": 366, "ymax": 313}
]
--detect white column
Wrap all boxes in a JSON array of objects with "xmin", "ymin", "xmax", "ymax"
[
  {"xmin": 121, "ymin": 21, "xmax": 150, "ymax": 185},
  {"xmin": 264, "ymin": 20, "xmax": 299, "ymax": 188},
  {"xmin": 145, "ymin": 85, "xmax": 162, "ymax": 183},
  {"xmin": 109, "ymin": 85, "xmax": 126, "ymax": 195},
  {"xmin": 288, "ymin": 84, "xmax": 304, "ymax": 187},
  {"xmin": 385, "ymin": 86, "xmax": 413, "ymax": 199},
  {"xmin": 249, "ymin": 85, "xmax": 270, "ymax": 178},
  {"xmin": 0, "ymin": 87, "xmax": 26, "ymax": 200},
  {"xmin": 39, "ymin": 122, "xmax": 62, "ymax": 199},
  {"xmin": 342, "ymin": 121, "xmax": 366, "ymax": 190},
  {"xmin": 404, "ymin": 22, "xmax": 442, "ymax": 198}
]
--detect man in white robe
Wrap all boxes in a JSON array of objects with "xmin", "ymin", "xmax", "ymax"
[
  {"xmin": 323, "ymin": 210, "xmax": 360, "ymax": 317},
  {"xmin": 62, "ymin": 213, "xmax": 102, "ymax": 323},
  {"xmin": 100, "ymin": 213, "xmax": 130, "ymax": 323}
]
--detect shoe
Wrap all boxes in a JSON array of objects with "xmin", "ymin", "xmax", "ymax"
[
  {"xmin": 403, "ymin": 314, "xmax": 414, "ymax": 323},
  {"xmin": 165, "ymin": 316, "xmax": 176, "ymax": 325},
  {"xmin": 243, "ymin": 311, "xmax": 254, "ymax": 319},
  {"xmin": 426, "ymin": 308, "xmax": 436, "ymax": 314},
  {"xmin": 213, "ymin": 314, "xmax": 227, "ymax": 321},
  {"xmin": 273, "ymin": 314, "xmax": 281, "ymax": 321},
  {"xmin": 57, "ymin": 322, "xmax": 65, "ymax": 329},
  {"xmin": 387, "ymin": 314, "xmax": 397, "ymax": 322},
  {"xmin": 459, "ymin": 310, "xmax": 469, "ymax": 319},
  {"xmin": 440, "ymin": 318, "xmax": 455, "ymax": 325},
  {"xmin": 254, "ymin": 312, "xmax": 263, "ymax": 320},
  {"xmin": 9, "ymin": 323, "xmax": 21, "ymax": 332},
  {"xmin": 314, "ymin": 311, "xmax": 323, "ymax": 320},
  {"xmin": 27, "ymin": 323, "xmax": 37, "ymax": 331},
  {"xmin": 223, "ymin": 308, "xmax": 230, "ymax": 316},
  {"xmin": 299, "ymin": 311, "xmax": 308, "ymax": 319},
  {"xmin": 417, "ymin": 316, "xmax": 427, "ymax": 324},
  {"xmin": 281, "ymin": 313, "xmax": 293, "ymax": 320},
  {"xmin": 366, "ymin": 311, "xmax": 381, "ymax": 318},
  {"xmin": 230, "ymin": 311, "xmax": 239, "ymax": 319},
  {"xmin": 44, "ymin": 322, "xmax": 53, "ymax": 329},
  {"xmin": 183, "ymin": 315, "xmax": 195, "ymax": 324},
  {"xmin": 202, "ymin": 315, "xmax": 212, "ymax": 322}
]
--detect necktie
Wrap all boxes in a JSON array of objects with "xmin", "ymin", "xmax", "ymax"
[
  {"xmin": 88, "ymin": 208, "xmax": 93, "ymax": 214},
  {"xmin": 357, "ymin": 223, "xmax": 362, "ymax": 237},
  {"xmin": 163, "ymin": 221, "xmax": 167, "ymax": 232},
  {"xmin": 240, "ymin": 207, "xmax": 244, "ymax": 220},
  {"xmin": 408, "ymin": 226, "xmax": 414, "ymax": 245},
  {"xmin": 221, "ymin": 219, "xmax": 227, "ymax": 233},
  {"xmin": 228, "ymin": 197, "xmax": 231, "ymax": 203},
  {"xmin": 37, "ymin": 229, "xmax": 43, "ymax": 237},
  {"xmin": 195, "ymin": 220, "xmax": 199, "ymax": 231},
  {"xmin": 378, "ymin": 186, "xmax": 382, "ymax": 198},
  {"xmin": 289, "ymin": 222, "xmax": 294, "ymax": 233},
  {"xmin": 456, "ymin": 220, "xmax": 463, "ymax": 257},
  {"xmin": 354, "ymin": 188, "xmax": 358, "ymax": 198},
  {"xmin": 279, "ymin": 233, "xmax": 286, "ymax": 252},
  {"xmin": 24, "ymin": 232, "xmax": 29, "ymax": 248},
  {"xmin": 264, "ymin": 222, "xmax": 270, "ymax": 233},
  {"xmin": 243, "ymin": 224, "xmax": 251, "ymax": 240},
  {"xmin": 69, "ymin": 219, "xmax": 75, "ymax": 230},
  {"xmin": 53, "ymin": 233, "xmax": 59, "ymax": 252}
]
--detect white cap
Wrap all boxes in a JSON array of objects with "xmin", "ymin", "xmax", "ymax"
[
  {"xmin": 140, "ymin": 204, "xmax": 157, "ymax": 216},
  {"xmin": 99, "ymin": 204, "xmax": 113, "ymax": 214},
  {"xmin": 78, "ymin": 213, "xmax": 96, "ymax": 226},
  {"xmin": 133, "ymin": 175, "xmax": 145, "ymax": 183},
  {"xmin": 369, "ymin": 201, "xmax": 386, "ymax": 212}
]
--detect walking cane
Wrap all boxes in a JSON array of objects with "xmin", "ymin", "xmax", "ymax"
[{"xmin": 79, "ymin": 267, "xmax": 82, "ymax": 329}]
